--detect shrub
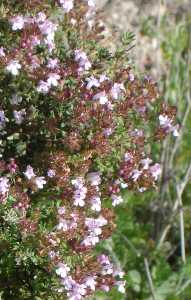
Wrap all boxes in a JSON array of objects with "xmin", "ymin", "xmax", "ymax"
[{"xmin": 0, "ymin": 0, "xmax": 177, "ymax": 299}]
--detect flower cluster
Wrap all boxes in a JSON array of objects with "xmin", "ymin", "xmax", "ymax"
[{"xmin": 0, "ymin": 0, "xmax": 177, "ymax": 299}]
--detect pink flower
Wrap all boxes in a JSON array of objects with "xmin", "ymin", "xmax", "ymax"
[{"xmin": 7, "ymin": 159, "xmax": 18, "ymax": 174}]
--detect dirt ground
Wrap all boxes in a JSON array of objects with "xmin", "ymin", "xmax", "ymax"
[{"xmin": 95, "ymin": 0, "xmax": 191, "ymax": 79}]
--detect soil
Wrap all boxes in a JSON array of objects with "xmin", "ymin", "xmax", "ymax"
[{"xmin": 95, "ymin": 0, "xmax": 191, "ymax": 79}]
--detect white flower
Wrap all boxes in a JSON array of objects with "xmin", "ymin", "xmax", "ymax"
[
  {"xmin": 57, "ymin": 219, "xmax": 68, "ymax": 231},
  {"xmin": 10, "ymin": 16, "xmax": 25, "ymax": 31},
  {"xmin": 124, "ymin": 152, "xmax": 133, "ymax": 162},
  {"xmin": 111, "ymin": 83, "xmax": 125, "ymax": 100},
  {"xmin": 159, "ymin": 114, "xmax": 172, "ymax": 128},
  {"xmin": 6, "ymin": 60, "xmax": 21, "ymax": 76},
  {"xmin": 120, "ymin": 182, "xmax": 128, "ymax": 189},
  {"xmin": 72, "ymin": 177, "xmax": 87, "ymax": 207},
  {"xmin": 141, "ymin": 158, "xmax": 152, "ymax": 170},
  {"xmin": 47, "ymin": 169, "xmax": 56, "ymax": 178},
  {"xmin": 0, "ymin": 47, "xmax": 5, "ymax": 57},
  {"xmin": 84, "ymin": 277, "xmax": 97, "ymax": 291},
  {"xmin": 87, "ymin": 172, "xmax": 101, "ymax": 186},
  {"xmin": 82, "ymin": 235, "xmax": 99, "ymax": 246},
  {"xmin": 131, "ymin": 169, "xmax": 142, "ymax": 182},
  {"xmin": 150, "ymin": 163, "xmax": 161, "ymax": 181},
  {"xmin": 73, "ymin": 186, "xmax": 87, "ymax": 207},
  {"xmin": 97, "ymin": 216, "xmax": 108, "ymax": 226},
  {"xmin": 90, "ymin": 196, "xmax": 101, "ymax": 212},
  {"xmin": 114, "ymin": 268, "xmax": 125, "ymax": 278},
  {"xmin": 47, "ymin": 73, "xmax": 60, "ymax": 87},
  {"xmin": 116, "ymin": 281, "xmax": 126, "ymax": 293},
  {"xmin": 59, "ymin": 0, "xmax": 74, "ymax": 13},
  {"xmin": 35, "ymin": 12, "xmax": 47, "ymax": 23},
  {"xmin": 159, "ymin": 115, "xmax": 179, "ymax": 137},
  {"xmin": 47, "ymin": 58, "xmax": 59, "ymax": 69},
  {"xmin": 56, "ymin": 263, "xmax": 70, "ymax": 278},
  {"xmin": 13, "ymin": 109, "xmax": 26, "ymax": 125},
  {"xmin": 139, "ymin": 187, "xmax": 146, "ymax": 193},
  {"xmin": 74, "ymin": 49, "xmax": 91, "ymax": 72},
  {"xmin": 172, "ymin": 125, "xmax": 179, "ymax": 137},
  {"xmin": 39, "ymin": 20, "xmax": 57, "ymax": 37},
  {"xmin": 111, "ymin": 194, "xmax": 123, "ymax": 207},
  {"xmin": 24, "ymin": 165, "xmax": 35, "ymax": 180},
  {"xmin": 99, "ymin": 74, "xmax": 109, "ymax": 83},
  {"xmin": 0, "ymin": 177, "xmax": 9, "ymax": 195},
  {"xmin": 35, "ymin": 177, "xmax": 46, "ymax": 189},
  {"xmin": 58, "ymin": 206, "xmax": 66, "ymax": 215},
  {"xmin": 103, "ymin": 128, "xmax": 113, "ymax": 137},
  {"xmin": 93, "ymin": 91, "xmax": 108, "ymax": 105},
  {"xmin": 71, "ymin": 177, "xmax": 85, "ymax": 189},
  {"xmin": 37, "ymin": 80, "xmax": 50, "ymax": 94},
  {"xmin": 86, "ymin": 76, "xmax": 100, "ymax": 89},
  {"xmin": 0, "ymin": 110, "xmax": 6, "ymax": 130},
  {"xmin": 129, "ymin": 73, "xmax": 135, "ymax": 81},
  {"xmin": 86, "ymin": 0, "xmax": 95, "ymax": 7}
]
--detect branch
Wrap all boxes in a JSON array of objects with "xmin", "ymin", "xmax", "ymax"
[
  {"xmin": 144, "ymin": 258, "xmax": 156, "ymax": 300},
  {"xmin": 157, "ymin": 162, "xmax": 191, "ymax": 249}
]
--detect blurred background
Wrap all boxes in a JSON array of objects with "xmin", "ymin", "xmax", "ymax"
[{"xmin": 92, "ymin": 1, "xmax": 191, "ymax": 299}]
